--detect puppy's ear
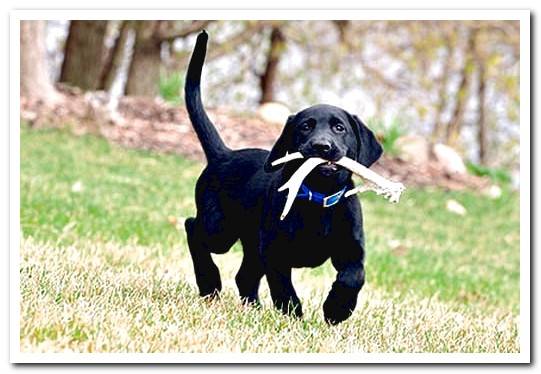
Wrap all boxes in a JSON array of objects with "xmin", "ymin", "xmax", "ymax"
[
  {"xmin": 264, "ymin": 115, "xmax": 296, "ymax": 172},
  {"xmin": 347, "ymin": 114, "xmax": 383, "ymax": 167}
]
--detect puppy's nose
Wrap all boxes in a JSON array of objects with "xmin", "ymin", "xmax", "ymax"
[{"xmin": 312, "ymin": 140, "xmax": 332, "ymax": 155}]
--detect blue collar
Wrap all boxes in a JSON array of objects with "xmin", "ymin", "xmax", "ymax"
[{"xmin": 296, "ymin": 184, "xmax": 347, "ymax": 208}]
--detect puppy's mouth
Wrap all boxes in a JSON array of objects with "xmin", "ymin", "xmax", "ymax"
[{"xmin": 317, "ymin": 160, "xmax": 340, "ymax": 175}]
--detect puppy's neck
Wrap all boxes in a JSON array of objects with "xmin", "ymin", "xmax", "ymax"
[{"xmin": 302, "ymin": 173, "xmax": 351, "ymax": 194}]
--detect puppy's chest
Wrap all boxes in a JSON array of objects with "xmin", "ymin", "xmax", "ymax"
[
  {"xmin": 280, "ymin": 210, "xmax": 345, "ymax": 267},
  {"xmin": 286, "ymin": 206, "xmax": 336, "ymax": 237},
  {"xmin": 284, "ymin": 230, "xmax": 338, "ymax": 268}
]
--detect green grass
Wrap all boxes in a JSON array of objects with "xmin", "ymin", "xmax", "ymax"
[
  {"xmin": 21, "ymin": 125, "xmax": 199, "ymax": 248},
  {"xmin": 159, "ymin": 72, "xmax": 184, "ymax": 105},
  {"xmin": 466, "ymin": 161, "xmax": 513, "ymax": 185},
  {"xmin": 19, "ymin": 124, "xmax": 521, "ymax": 353}
]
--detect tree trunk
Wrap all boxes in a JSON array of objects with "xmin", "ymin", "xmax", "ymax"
[
  {"xmin": 20, "ymin": 20, "xmax": 60, "ymax": 104},
  {"xmin": 259, "ymin": 27, "xmax": 285, "ymax": 104},
  {"xmin": 431, "ymin": 37, "xmax": 454, "ymax": 143},
  {"xmin": 475, "ymin": 32, "xmax": 488, "ymax": 165},
  {"xmin": 333, "ymin": 20, "xmax": 351, "ymax": 44},
  {"xmin": 477, "ymin": 62, "xmax": 487, "ymax": 165},
  {"xmin": 445, "ymin": 28, "xmax": 476, "ymax": 147},
  {"xmin": 98, "ymin": 21, "xmax": 131, "ymax": 91},
  {"xmin": 125, "ymin": 21, "xmax": 162, "ymax": 97},
  {"xmin": 59, "ymin": 21, "xmax": 109, "ymax": 90}
]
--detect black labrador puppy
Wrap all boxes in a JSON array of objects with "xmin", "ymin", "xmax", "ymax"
[{"xmin": 184, "ymin": 31, "xmax": 382, "ymax": 324}]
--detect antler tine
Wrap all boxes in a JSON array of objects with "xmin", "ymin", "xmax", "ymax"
[
  {"xmin": 277, "ymin": 157, "xmax": 326, "ymax": 220},
  {"xmin": 271, "ymin": 152, "xmax": 304, "ymax": 167}
]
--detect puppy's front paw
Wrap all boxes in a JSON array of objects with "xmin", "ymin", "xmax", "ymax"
[
  {"xmin": 323, "ymin": 284, "xmax": 359, "ymax": 325},
  {"xmin": 323, "ymin": 302, "xmax": 354, "ymax": 325},
  {"xmin": 196, "ymin": 272, "xmax": 222, "ymax": 298},
  {"xmin": 240, "ymin": 296, "xmax": 261, "ymax": 308}
]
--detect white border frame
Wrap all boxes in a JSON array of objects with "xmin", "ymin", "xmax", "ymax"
[{"xmin": 10, "ymin": 9, "xmax": 531, "ymax": 364}]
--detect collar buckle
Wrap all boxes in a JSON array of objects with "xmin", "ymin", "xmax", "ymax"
[{"xmin": 322, "ymin": 188, "xmax": 346, "ymax": 207}]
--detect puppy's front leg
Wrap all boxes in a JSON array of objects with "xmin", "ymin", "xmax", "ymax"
[
  {"xmin": 265, "ymin": 264, "xmax": 303, "ymax": 318},
  {"xmin": 323, "ymin": 261, "xmax": 365, "ymax": 325}
]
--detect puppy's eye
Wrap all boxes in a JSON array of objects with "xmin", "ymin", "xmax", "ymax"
[
  {"xmin": 333, "ymin": 123, "xmax": 346, "ymax": 133},
  {"xmin": 300, "ymin": 120, "xmax": 315, "ymax": 132}
]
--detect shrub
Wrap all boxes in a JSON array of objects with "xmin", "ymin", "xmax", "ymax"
[
  {"xmin": 466, "ymin": 162, "xmax": 512, "ymax": 185},
  {"xmin": 366, "ymin": 118, "xmax": 406, "ymax": 157},
  {"xmin": 159, "ymin": 72, "xmax": 184, "ymax": 105}
]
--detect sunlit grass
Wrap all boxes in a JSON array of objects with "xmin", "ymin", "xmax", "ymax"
[
  {"xmin": 19, "ymin": 125, "xmax": 520, "ymax": 353},
  {"xmin": 20, "ymin": 237, "xmax": 518, "ymax": 353}
]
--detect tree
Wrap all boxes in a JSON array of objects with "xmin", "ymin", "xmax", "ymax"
[
  {"xmin": 20, "ymin": 20, "xmax": 60, "ymax": 104},
  {"xmin": 124, "ymin": 21, "xmax": 161, "ymax": 96},
  {"xmin": 445, "ymin": 27, "xmax": 476, "ymax": 148},
  {"xmin": 98, "ymin": 21, "xmax": 131, "ymax": 91},
  {"xmin": 258, "ymin": 26, "xmax": 286, "ymax": 104},
  {"xmin": 59, "ymin": 21, "xmax": 109, "ymax": 90},
  {"xmin": 125, "ymin": 20, "xmax": 212, "ymax": 97},
  {"xmin": 431, "ymin": 30, "xmax": 456, "ymax": 143},
  {"xmin": 476, "ymin": 54, "xmax": 487, "ymax": 165}
]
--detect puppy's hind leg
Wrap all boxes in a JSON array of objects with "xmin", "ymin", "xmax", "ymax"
[{"xmin": 185, "ymin": 217, "xmax": 223, "ymax": 298}]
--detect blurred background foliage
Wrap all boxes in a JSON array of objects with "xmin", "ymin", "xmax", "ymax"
[{"xmin": 21, "ymin": 20, "xmax": 520, "ymax": 174}]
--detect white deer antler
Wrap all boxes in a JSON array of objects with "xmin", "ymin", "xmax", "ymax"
[
  {"xmin": 273, "ymin": 153, "xmax": 405, "ymax": 220},
  {"xmin": 335, "ymin": 157, "xmax": 405, "ymax": 203},
  {"xmin": 277, "ymin": 157, "xmax": 326, "ymax": 220},
  {"xmin": 271, "ymin": 151, "xmax": 304, "ymax": 167}
]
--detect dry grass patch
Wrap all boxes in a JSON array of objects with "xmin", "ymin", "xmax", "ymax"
[{"xmin": 20, "ymin": 237, "xmax": 519, "ymax": 353}]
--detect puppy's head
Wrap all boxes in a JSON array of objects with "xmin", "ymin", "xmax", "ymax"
[{"xmin": 264, "ymin": 104, "xmax": 382, "ymax": 178}]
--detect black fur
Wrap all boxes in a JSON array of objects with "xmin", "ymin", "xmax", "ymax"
[{"xmin": 184, "ymin": 31, "xmax": 382, "ymax": 324}]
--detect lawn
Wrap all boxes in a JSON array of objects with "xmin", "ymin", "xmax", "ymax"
[{"xmin": 19, "ymin": 125, "xmax": 520, "ymax": 353}]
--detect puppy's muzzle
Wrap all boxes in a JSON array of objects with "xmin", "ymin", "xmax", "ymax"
[
  {"xmin": 303, "ymin": 139, "xmax": 341, "ymax": 161},
  {"xmin": 311, "ymin": 140, "xmax": 332, "ymax": 156}
]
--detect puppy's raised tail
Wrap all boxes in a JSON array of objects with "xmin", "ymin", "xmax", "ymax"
[{"xmin": 185, "ymin": 30, "xmax": 229, "ymax": 162}]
